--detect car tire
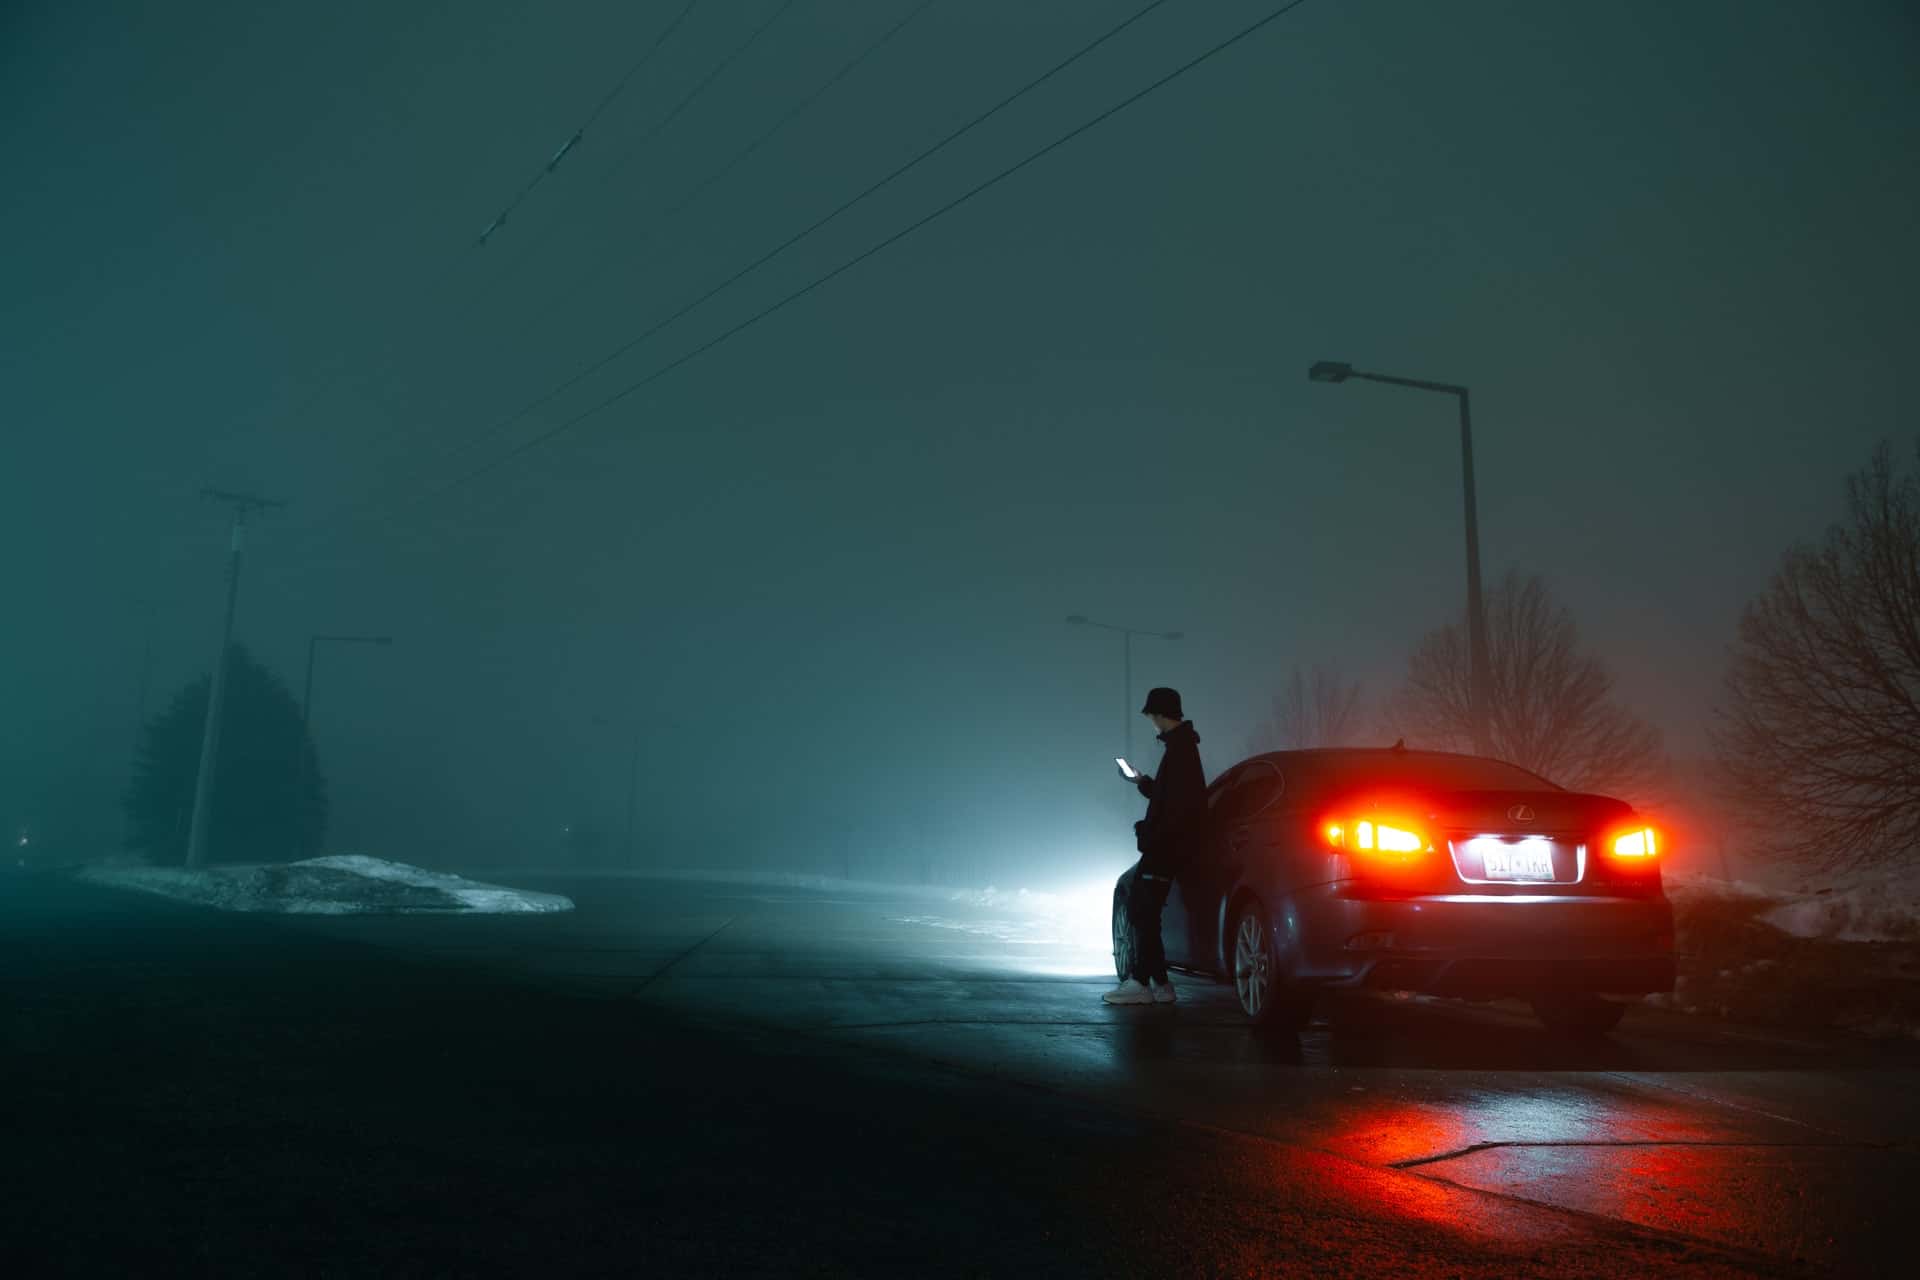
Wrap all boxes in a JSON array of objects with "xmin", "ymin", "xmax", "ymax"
[
  {"xmin": 1112, "ymin": 887, "xmax": 1136, "ymax": 982},
  {"xmin": 1231, "ymin": 901, "xmax": 1314, "ymax": 1032},
  {"xmin": 1530, "ymin": 993, "xmax": 1631, "ymax": 1036}
]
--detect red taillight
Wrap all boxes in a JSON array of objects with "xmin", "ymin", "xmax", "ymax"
[
  {"xmin": 1608, "ymin": 825, "xmax": 1660, "ymax": 859},
  {"xmin": 1325, "ymin": 816, "xmax": 1431, "ymax": 860}
]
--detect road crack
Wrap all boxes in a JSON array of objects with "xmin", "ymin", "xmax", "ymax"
[
  {"xmin": 629, "ymin": 917, "xmax": 734, "ymax": 995},
  {"xmin": 1391, "ymin": 1136, "xmax": 1897, "ymax": 1169}
]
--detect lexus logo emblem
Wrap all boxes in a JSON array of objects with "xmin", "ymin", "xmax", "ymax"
[{"xmin": 1507, "ymin": 804, "xmax": 1536, "ymax": 823}]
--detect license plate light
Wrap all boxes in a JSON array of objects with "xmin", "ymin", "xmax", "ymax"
[{"xmin": 1478, "ymin": 840, "xmax": 1556, "ymax": 882}]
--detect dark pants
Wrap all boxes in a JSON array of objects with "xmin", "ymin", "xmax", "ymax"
[{"xmin": 1128, "ymin": 873, "xmax": 1172, "ymax": 984}]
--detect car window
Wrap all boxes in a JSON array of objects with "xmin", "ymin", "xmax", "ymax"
[
  {"xmin": 1206, "ymin": 766, "xmax": 1244, "ymax": 812},
  {"xmin": 1223, "ymin": 762, "xmax": 1283, "ymax": 824}
]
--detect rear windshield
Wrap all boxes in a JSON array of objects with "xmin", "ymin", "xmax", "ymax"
[{"xmin": 1286, "ymin": 752, "xmax": 1560, "ymax": 795}]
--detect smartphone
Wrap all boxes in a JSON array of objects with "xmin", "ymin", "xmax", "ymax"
[{"xmin": 1115, "ymin": 757, "xmax": 1139, "ymax": 780}]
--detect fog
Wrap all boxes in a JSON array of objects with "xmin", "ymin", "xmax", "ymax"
[{"xmin": 4, "ymin": 0, "xmax": 1915, "ymax": 887}]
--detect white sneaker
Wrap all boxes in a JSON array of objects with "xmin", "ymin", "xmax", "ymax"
[
  {"xmin": 1102, "ymin": 979, "xmax": 1154, "ymax": 1006},
  {"xmin": 1152, "ymin": 979, "xmax": 1177, "ymax": 1004}
]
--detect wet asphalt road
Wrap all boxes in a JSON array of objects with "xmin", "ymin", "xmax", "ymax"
[{"xmin": 6, "ymin": 869, "xmax": 1917, "ymax": 1277}]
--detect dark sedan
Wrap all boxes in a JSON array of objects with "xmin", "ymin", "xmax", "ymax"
[{"xmin": 1111, "ymin": 746, "xmax": 1675, "ymax": 1033}]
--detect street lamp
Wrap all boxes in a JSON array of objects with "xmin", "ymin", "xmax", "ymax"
[
  {"xmin": 1309, "ymin": 359, "xmax": 1491, "ymax": 754},
  {"xmin": 298, "ymin": 635, "xmax": 393, "ymax": 813},
  {"xmin": 1065, "ymin": 615, "xmax": 1184, "ymax": 764}
]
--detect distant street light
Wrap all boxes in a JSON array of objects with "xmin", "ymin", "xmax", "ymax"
[
  {"xmin": 1309, "ymin": 359, "xmax": 1491, "ymax": 754},
  {"xmin": 298, "ymin": 635, "xmax": 393, "ymax": 815},
  {"xmin": 1065, "ymin": 615, "xmax": 1183, "ymax": 764}
]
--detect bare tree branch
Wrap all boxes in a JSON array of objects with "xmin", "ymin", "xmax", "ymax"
[
  {"xmin": 1381, "ymin": 569, "xmax": 1667, "ymax": 799},
  {"xmin": 1714, "ymin": 441, "xmax": 1920, "ymax": 872},
  {"xmin": 1244, "ymin": 664, "xmax": 1368, "ymax": 754}
]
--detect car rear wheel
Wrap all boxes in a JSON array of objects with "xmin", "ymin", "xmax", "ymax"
[
  {"xmin": 1112, "ymin": 888, "xmax": 1136, "ymax": 981},
  {"xmin": 1530, "ymin": 993, "xmax": 1631, "ymax": 1036},
  {"xmin": 1232, "ymin": 902, "xmax": 1313, "ymax": 1032}
]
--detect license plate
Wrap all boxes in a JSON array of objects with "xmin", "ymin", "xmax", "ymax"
[{"xmin": 1481, "ymin": 843, "xmax": 1555, "ymax": 881}]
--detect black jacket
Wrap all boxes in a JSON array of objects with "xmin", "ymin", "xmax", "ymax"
[{"xmin": 1133, "ymin": 720, "xmax": 1205, "ymax": 875}]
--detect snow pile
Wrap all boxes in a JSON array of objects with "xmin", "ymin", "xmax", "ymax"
[
  {"xmin": 1668, "ymin": 867, "xmax": 1920, "ymax": 943},
  {"xmin": 81, "ymin": 855, "xmax": 573, "ymax": 915},
  {"xmin": 1663, "ymin": 871, "xmax": 1781, "ymax": 902},
  {"xmin": 1759, "ymin": 884, "xmax": 1920, "ymax": 943}
]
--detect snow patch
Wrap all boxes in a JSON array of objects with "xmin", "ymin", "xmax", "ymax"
[
  {"xmin": 1662, "ymin": 872, "xmax": 1781, "ymax": 902},
  {"xmin": 1760, "ymin": 889, "xmax": 1920, "ymax": 944},
  {"xmin": 1668, "ymin": 867, "xmax": 1920, "ymax": 943},
  {"xmin": 80, "ymin": 856, "xmax": 573, "ymax": 915}
]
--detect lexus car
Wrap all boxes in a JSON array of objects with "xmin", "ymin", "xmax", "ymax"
[{"xmin": 1110, "ymin": 746, "xmax": 1674, "ymax": 1034}]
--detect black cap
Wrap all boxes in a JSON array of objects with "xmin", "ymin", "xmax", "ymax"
[{"xmin": 1140, "ymin": 687, "xmax": 1183, "ymax": 719}]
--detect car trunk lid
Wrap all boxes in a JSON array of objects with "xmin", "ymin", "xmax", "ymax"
[{"xmin": 1432, "ymin": 789, "xmax": 1640, "ymax": 893}]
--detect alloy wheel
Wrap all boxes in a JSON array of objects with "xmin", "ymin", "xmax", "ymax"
[
  {"xmin": 1234, "ymin": 911, "xmax": 1271, "ymax": 1019},
  {"xmin": 1112, "ymin": 894, "xmax": 1134, "ymax": 981}
]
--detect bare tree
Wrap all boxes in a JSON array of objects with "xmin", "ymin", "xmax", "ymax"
[
  {"xmin": 1383, "ymin": 569, "xmax": 1666, "ymax": 797},
  {"xmin": 1715, "ymin": 442, "xmax": 1920, "ymax": 872},
  {"xmin": 1244, "ymin": 665, "xmax": 1367, "ymax": 755}
]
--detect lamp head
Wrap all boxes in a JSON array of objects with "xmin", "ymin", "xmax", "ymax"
[{"xmin": 1308, "ymin": 360, "xmax": 1353, "ymax": 384}]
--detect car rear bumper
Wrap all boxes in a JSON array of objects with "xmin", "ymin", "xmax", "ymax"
[{"xmin": 1278, "ymin": 880, "xmax": 1675, "ymax": 997}]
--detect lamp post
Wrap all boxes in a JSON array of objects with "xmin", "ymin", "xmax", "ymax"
[
  {"xmin": 298, "ymin": 635, "xmax": 393, "ymax": 817},
  {"xmin": 1309, "ymin": 359, "xmax": 1491, "ymax": 755},
  {"xmin": 1065, "ymin": 615, "xmax": 1184, "ymax": 764}
]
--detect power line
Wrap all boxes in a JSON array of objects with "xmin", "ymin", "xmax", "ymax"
[
  {"xmin": 477, "ymin": 0, "xmax": 797, "ymax": 284},
  {"xmin": 293, "ymin": 0, "xmax": 1175, "ymax": 544},
  {"xmin": 636, "ymin": 0, "xmax": 941, "ymax": 243},
  {"xmin": 204, "ymin": 2, "xmax": 704, "ymax": 462},
  {"xmin": 302, "ymin": 0, "xmax": 797, "ymax": 482},
  {"xmin": 494, "ymin": 0, "xmax": 942, "ymax": 357},
  {"xmin": 391, "ymin": 0, "xmax": 804, "ymax": 441},
  {"xmin": 269, "ymin": 2, "xmax": 942, "ymax": 557},
  {"xmin": 270, "ymin": 0, "xmax": 1320, "ymax": 620},
  {"xmin": 430, "ymin": 0, "xmax": 1318, "ymax": 500},
  {"xmin": 578, "ymin": 0, "xmax": 702, "ymax": 131},
  {"xmin": 593, "ymin": 0, "xmax": 799, "ymax": 198},
  {"xmin": 475, "ymin": 0, "xmax": 703, "ymax": 247},
  {"xmin": 456, "ymin": 0, "xmax": 1169, "ymax": 457}
]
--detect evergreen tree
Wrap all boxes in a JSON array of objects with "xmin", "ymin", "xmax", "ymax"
[{"xmin": 124, "ymin": 645, "xmax": 326, "ymax": 865}]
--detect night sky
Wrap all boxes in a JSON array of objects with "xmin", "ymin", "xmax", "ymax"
[{"xmin": 5, "ymin": 0, "xmax": 1915, "ymax": 883}]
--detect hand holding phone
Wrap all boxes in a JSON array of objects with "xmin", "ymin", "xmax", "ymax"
[{"xmin": 1115, "ymin": 757, "xmax": 1139, "ymax": 780}]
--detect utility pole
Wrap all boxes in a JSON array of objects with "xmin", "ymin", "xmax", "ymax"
[
  {"xmin": 1065, "ymin": 615, "xmax": 1184, "ymax": 764},
  {"xmin": 184, "ymin": 489, "xmax": 284, "ymax": 869},
  {"xmin": 1309, "ymin": 361, "xmax": 1493, "ymax": 755}
]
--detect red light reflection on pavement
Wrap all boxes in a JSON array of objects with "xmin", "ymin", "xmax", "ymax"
[
  {"xmin": 1384, "ymin": 1128, "xmax": 1909, "ymax": 1272},
  {"xmin": 1317, "ymin": 1086, "xmax": 1748, "ymax": 1169},
  {"xmin": 1328, "ymin": 1098, "xmax": 1474, "ymax": 1168}
]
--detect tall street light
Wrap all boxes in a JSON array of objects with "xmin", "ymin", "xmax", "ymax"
[
  {"xmin": 1065, "ymin": 615, "xmax": 1184, "ymax": 764},
  {"xmin": 299, "ymin": 635, "xmax": 393, "ymax": 811},
  {"xmin": 1309, "ymin": 359, "xmax": 1491, "ymax": 755}
]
